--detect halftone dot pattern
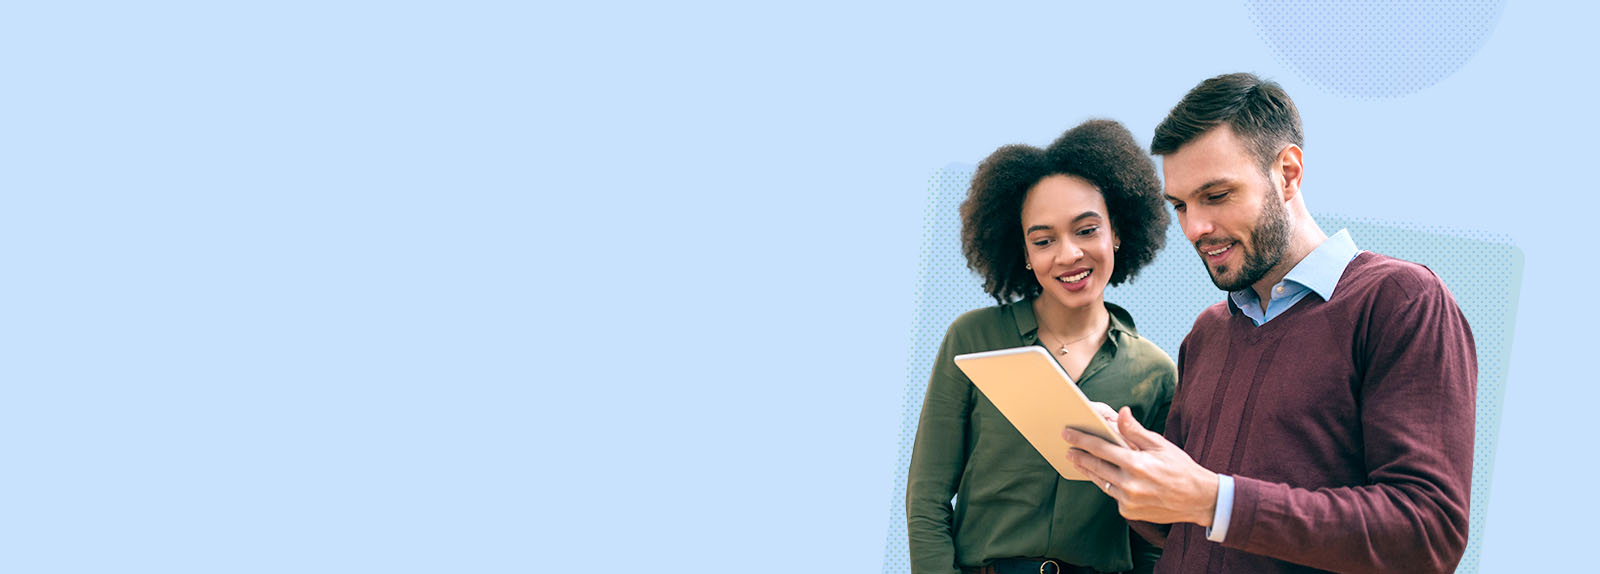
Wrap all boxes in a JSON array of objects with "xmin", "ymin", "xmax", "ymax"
[
  {"xmin": 881, "ymin": 164, "xmax": 996, "ymax": 574},
  {"xmin": 1244, "ymin": 0, "xmax": 1505, "ymax": 99},
  {"xmin": 882, "ymin": 165, "xmax": 1522, "ymax": 574}
]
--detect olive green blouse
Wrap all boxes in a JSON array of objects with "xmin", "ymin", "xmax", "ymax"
[{"xmin": 906, "ymin": 299, "xmax": 1177, "ymax": 574}]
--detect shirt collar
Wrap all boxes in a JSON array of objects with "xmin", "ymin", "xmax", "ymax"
[
  {"xmin": 1227, "ymin": 228, "xmax": 1360, "ymax": 314},
  {"xmin": 1285, "ymin": 228, "xmax": 1359, "ymax": 301},
  {"xmin": 1013, "ymin": 298, "xmax": 1138, "ymax": 347}
]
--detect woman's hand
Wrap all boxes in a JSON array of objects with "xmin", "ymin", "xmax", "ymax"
[{"xmin": 1088, "ymin": 401, "xmax": 1120, "ymax": 426}]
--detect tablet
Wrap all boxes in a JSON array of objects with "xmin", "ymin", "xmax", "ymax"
[{"xmin": 953, "ymin": 345, "xmax": 1127, "ymax": 481}]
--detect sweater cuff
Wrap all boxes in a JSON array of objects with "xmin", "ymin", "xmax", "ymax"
[{"xmin": 1221, "ymin": 474, "xmax": 1267, "ymax": 549}]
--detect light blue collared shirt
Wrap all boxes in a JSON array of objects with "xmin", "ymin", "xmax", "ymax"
[
  {"xmin": 1227, "ymin": 228, "xmax": 1361, "ymax": 326},
  {"xmin": 1207, "ymin": 229, "xmax": 1361, "ymax": 543}
]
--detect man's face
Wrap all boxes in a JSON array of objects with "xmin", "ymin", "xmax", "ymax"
[{"xmin": 1161, "ymin": 125, "xmax": 1289, "ymax": 292}]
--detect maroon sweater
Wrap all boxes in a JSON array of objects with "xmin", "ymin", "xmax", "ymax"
[{"xmin": 1143, "ymin": 252, "xmax": 1476, "ymax": 573}]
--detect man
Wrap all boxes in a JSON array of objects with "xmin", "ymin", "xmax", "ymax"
[{"xmin": 1061, "ymin": 73, "xmax": 1476, "ymax": 573}]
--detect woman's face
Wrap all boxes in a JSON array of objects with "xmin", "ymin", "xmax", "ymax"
[{"xmin": 1020, "ymin": 174, "xmax": 1118, "ymax": 310}]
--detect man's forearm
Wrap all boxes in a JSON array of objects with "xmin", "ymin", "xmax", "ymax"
[{"xmin": 1217, "ymin": 476, "xmax": 1468, "ymax": 573}]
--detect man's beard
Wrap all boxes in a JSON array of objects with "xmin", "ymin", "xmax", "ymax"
[{"xmin": 1206, "ymin": 195, "xmax": 1289, "ymax": 292}]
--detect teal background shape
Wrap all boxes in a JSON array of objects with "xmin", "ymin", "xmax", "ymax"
[{"xmin": 882, "ymin": 165, "xmax": 1522, "ymax": 574}]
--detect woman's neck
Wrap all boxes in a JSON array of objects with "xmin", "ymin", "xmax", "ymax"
[{"xmin": 1032, "ymin": 295, "xmax": 1109, "ymax": 340}]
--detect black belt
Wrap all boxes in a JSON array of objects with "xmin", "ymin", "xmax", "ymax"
[{"xmin": 962, "ymin": 557, "xmax": 1107, "ymax": 574}]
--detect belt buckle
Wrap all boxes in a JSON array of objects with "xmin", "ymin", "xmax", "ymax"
[{"xmin": 1039, "ymin": 559, "xmax": 1060, "ymax": 574}]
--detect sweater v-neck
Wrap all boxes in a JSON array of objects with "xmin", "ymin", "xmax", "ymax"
[{"xmin": 1226, "ymin": 251, "xmax": 1376, "ymax": 343}]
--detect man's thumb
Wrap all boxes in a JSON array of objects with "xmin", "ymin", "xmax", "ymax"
[{"xmin": 1118, "ymin": 407, "xmax": 1161, "ymax": 450}]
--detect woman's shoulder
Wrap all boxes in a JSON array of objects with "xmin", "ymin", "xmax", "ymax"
[
  {"xmin": 1118, "ymin": 335, "xmax": 1178, "ymax": 376},
  {"xmin": 947, "ymin": 302, "xmax": 1010, "ymax": 329},
  {"xmin": 942, "ymin": 300, "xmax": 1027, "ymax": 349},
  {"xmin": 1105, "ymin": 302, "xmax": 1178, "ymax": 375}
]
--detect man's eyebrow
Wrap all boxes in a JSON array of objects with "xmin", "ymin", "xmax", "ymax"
[{"xmin": 1164, "ymin": 178, "xmax": 1234, "ymax": 202}]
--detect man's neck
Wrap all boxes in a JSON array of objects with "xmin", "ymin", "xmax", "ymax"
[{"xmin": 1251, "ymin": 225, "xmax": 1328, "ymax": 310}]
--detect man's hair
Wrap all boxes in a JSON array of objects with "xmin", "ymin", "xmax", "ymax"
[
  {"xmin": 1151, "ymin": 73, "xmax": 1303, "ymax": 172},
  {"xmin": 961, "ymin": 119, "xmax": 1168, "ymax": 303}
]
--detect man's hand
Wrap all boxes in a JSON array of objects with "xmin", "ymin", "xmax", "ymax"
[{"xmin": 1062, "ymin": 406, "xmax": 1220, "ymax": 526}]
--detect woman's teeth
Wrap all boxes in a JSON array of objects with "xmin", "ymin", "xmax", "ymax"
[{"xmin": 1057, "ymin": 270, "xmax": 1090, "ymax": 283}]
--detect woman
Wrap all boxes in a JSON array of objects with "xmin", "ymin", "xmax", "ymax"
[{"xmin": 906, "ymin": 120, "xmax": 1175, "ymax": 574}]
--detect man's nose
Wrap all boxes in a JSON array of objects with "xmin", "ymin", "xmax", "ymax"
[{"xmin": 1181, "ymin": 211, "xmax": 1213, "ymax": 244}]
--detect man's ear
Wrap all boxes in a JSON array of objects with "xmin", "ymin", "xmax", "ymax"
[{"xmin": 1276, "ymin": 144, "xmax": 1304, "ymax": 203}]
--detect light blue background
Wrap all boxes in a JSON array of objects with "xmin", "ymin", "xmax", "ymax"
[{"xmin": 3, "ymin": 1, "xmax": 1592, "ymax": 572}]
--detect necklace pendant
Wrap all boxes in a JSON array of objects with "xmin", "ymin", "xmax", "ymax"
[{"xmin": 1059, "ymin": 344, "xmax": 1070, "ymax": 355}]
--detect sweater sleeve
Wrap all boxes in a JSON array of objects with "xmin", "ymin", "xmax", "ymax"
[
  {"xmin": 905, "ymin": 322, "xmax": 973, "ymax": 574},
  {"xmin": 1221, "ymin": 272, "xmax": 1476, "ymax": 573}
]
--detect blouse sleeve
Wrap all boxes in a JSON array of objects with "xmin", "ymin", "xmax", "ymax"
[{"xmin": 905, "ymin": 321, "xmax": 973, "ymax": 574}]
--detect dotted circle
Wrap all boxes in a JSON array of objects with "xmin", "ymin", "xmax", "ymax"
[{"xmin": 1245, "ymin": 0, "xmax": 1506, "ymax": 99}]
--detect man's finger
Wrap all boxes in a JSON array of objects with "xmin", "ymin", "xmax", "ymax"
[
  {"xmin": 1062, "ymin": 427, "xmax": 1135, "ymax": 466},
  {"xmin": 1118, "ymin": 407, "xmax": 1165, "ymax": 451},
  {"xmin": 1066, "ymin": 448, "xmax": 1125, "ymax": 496}
]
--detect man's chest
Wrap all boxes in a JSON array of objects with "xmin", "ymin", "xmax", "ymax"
[{"xmin": 1176, "ymin": 326, "xmax": 1367, "ymax": 479}]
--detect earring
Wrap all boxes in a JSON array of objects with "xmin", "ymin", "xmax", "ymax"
[
  {"xmin": 1025, "ymin": 263, "xmax": 1032, "ymax": 270},
  {"xmin": 1114, "ymin": 244, "xmax": 1120, "ymax": 251}
]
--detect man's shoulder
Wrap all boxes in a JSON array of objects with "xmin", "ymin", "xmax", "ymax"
[
  {"xmin": 1190, "ymin": 300, "xmax": 1233, "ymax": 330},
  {"xmin": 1178, "ymin": 300, "xmax": 1233, "ymax": 355},
  {"xmin": 1340, "ymin": 251, "xmax": 1451, "ymax": 302}
]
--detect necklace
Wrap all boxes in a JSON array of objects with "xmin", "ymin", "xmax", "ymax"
[
  {"xmin": 1040, "ymin": 329, "xmax": 1097, "ymax": 356},
  {"xmin": 1033, "ymin": 301, "xmax": 1109, "ymax": 356}
]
